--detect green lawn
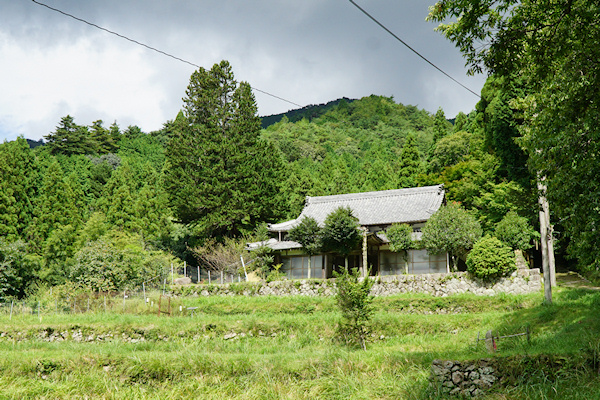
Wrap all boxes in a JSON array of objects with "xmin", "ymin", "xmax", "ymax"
[{"xmin": 1, "ymin": 286, "xmax": 600, "ymax": 399}]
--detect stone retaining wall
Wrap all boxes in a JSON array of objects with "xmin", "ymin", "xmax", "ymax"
[
  {"xmin": 175, "ymin": 268, "xmax": 541, "ymax": 297},
  {"xmin": 431, "ymin": 359, "xmax": 498, "ymax": 397}
]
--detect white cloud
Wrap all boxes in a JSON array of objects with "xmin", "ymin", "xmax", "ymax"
[
  {"xmin": 0, "ymin": 1, "xmax": 486, "ymax": 142},
  {"xmin": 0, "ymin": 32, "xmax": 168, "ymax": 140}
]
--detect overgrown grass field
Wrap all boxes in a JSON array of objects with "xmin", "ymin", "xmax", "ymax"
[{"xmin": 1, "ymin": 286, "xmax": 600, "ymax": 399}]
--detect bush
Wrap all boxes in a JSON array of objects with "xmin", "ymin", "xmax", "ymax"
[
  {"xmin": 71, "ymin": 231, "xmax": 172, "ymax": 291},
  {"xmin": 467, "ymin": 236, "xmax": 516, "ymax": 281}
]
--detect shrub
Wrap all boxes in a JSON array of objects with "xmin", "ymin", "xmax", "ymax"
[
  {"xmin": 467, "ymin": 236, "xmax": 516, "ymax": 281},
  {"xmin": 71, "ymin": 231, "xmax": 172, "ymax": 291}
]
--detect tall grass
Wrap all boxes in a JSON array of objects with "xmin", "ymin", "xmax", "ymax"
[{"xmin": 0, "ymin": 287, "xmax": 599, "ymax": 398}]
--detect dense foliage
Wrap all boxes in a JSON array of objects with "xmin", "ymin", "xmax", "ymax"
[
  {"xmin": 321, "ymin": 207, "xmax": 361, "ymax": 269},
  {"xmin": 165, "ymin": 61, "xmax": 284, "ymax": 239},
  {"xmin": 428, "ymin": 0, "xmax": 600, "ymax": 272},
  {"xmin": 287, "ymin": 216, "xmax": 322, "ymax": 279},
  {"xmin": 421, "ymin": 202, "xmax": 482, "ymax": 271},
  {"xmin": 466, "ymin": 236, "xmax": 516, "ymax": 281},
  {"xmin": 4, "ymin": 50, "xmax": 595, "ymax": 296}
]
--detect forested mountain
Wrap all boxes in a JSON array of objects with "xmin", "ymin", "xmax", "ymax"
[
  {"xmin": 0, "ymin": 67, "xmax": 566, "ymax": 298},
  {"xmin": 260, "ymin": 98, "xmax": 355, "ymax": 129}
]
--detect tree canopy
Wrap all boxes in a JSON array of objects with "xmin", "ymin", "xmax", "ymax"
[
  {"xmin": 428, "ymin": 0, "xmax": 600, "ymax": 271},
  {"xmin": 165, "ymin": 60, "xmax": 284, "ymax": 238},
  {"xmin": 421, "ymin": 202, "xmax": 482, "ymax": 271}
]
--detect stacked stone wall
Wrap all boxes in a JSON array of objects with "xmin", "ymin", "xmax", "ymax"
[
  {"xmin": 173, "ymin": 269, "xmax": 541, "ymax": 297},
  {"xmin": 430, "ymin": 359, "xmax": 498, "ymax": 397}
]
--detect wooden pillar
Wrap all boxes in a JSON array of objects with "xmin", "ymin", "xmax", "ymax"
[
  {"xmin": 538, "ymin": 180, "xmax": 552, "ymax": 304},
  {"xmin": 361, "ymin": 227, "xmax": 368, "ymax": 277}
]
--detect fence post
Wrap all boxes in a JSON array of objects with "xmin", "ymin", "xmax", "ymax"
[
  {"xmin": 197, "ymin": 266, "xmax": 200, "ymax": 284},
  {"xmin": 184, "ymin": 261, "xmax": 187, "ymax": 278},
  {"xmin": 10, "ymin": 301, "xmax": 13, "ymax": 320},
  {"xmin": 208, "ymin": 270, "xmax": 211, "ymax": 284}
]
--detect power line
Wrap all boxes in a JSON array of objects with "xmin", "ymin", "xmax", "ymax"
[
  {"xmin": 348, "ymin": 0, "xmax": 481, "ymax": 99},
  {"xmin": 31, "ymin": 0, "xmax": 303, "ymax": 108}
]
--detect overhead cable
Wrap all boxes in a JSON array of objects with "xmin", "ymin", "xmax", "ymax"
[
  {"xmin": 31, "ymin": 0, "xmax": 303, "ymax": 108},
  {"xmin": 349, "ymin": 0, "xmax": 481, "ymax": 98}
]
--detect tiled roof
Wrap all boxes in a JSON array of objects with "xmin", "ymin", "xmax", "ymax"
[
  {"xmin": 270, "ymin": 184, "xmax": 444, "ymax": 232},
  {"xmin": 246, "ymin": 238, "xmax": 302, "ymax": 251}
]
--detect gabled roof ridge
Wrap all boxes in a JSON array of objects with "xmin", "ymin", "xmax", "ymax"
[{"xmin": 306, "ymin": 184, "xmax": 443, "ymax": 205}]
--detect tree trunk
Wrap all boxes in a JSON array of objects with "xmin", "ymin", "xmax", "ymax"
[
  {"xmin": 307, "ymin": 256, "xmax": 311, "ymax": 280},
  {"xmin": 538, "ymin": 179, "xmax": 553, "ymax": 304}
]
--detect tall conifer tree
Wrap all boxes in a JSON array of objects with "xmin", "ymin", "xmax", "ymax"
[
  {"xmin": 165, "ymin": 60, "xmax": 284, "ymax": 238},
  {"xmin": 0, "ymin": 138, "xmax": 39, "ymax": 239}
]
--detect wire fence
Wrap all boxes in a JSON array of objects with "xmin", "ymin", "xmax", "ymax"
[
  {"xmin": 0, "ymin": 265, "xmax": 248, "ymax": 318},
  {"xmin": 173, "ymin": 263, "xmax": 248, "ymax": 285}
]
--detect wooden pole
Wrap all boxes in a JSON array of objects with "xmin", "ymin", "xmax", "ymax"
[
  {"xmin": 361, "ymin": 227, "xmax": 368, "ymax": 277},
  {"xmin": 544, "ymin": 200, "xmax": 556, "ymax": 287},
  {"xmin": 538, "ymin": 180, "xmax": 552, "ymax": 304},
  {"xmin": 197, "ymin": 266, "xmax": 200, "ymax": 283},
  {"xmin": 184, "ymin": 261, "xmax": 187, "ymax": 278},
  {"xmin": 240, "ymin": 256, "xmax": 248, "ymax": 281}
]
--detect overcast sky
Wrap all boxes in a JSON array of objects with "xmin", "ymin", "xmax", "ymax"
[{"xmin": 0, "ymin": 0, "xmax": 486, "ymax": 142}]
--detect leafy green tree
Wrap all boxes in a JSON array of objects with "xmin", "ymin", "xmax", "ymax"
[
  {"xmin": 430, "ymin": 131, "xmax": 472, "ymax": 172},
  {"xmin": 396, "ymin": 134, "xmax": 423, "ymax": 188},
  {"xmin": 28, "ymin": 160, "xmax": 81, "ymax": 247},
  {"xmin": 0, "ymin": 239, "xmax": 42, "ymax": 299},
  {"xmin": 40, "ymin": 224, "xmax": 79, "ymax": 285},
  {"xmin": 335, "ymin": 267, "xmax": 374, "ymax": 350},
  {"xmin": 71, "ymin": 231, "xmax": 171, "ymax": 291},
  {"xmin": 494, "ymin": 211, "xmax": 539, "ymax": 251},
  {"xmin": 453, "ymin": 112, "xmax": 469, "ymax": 133},
  {"xmin": 421, "ymin": 202, "xmax": 482, "ymax": 271},
  {"xmin": 288, "ymin": 216, "xmax": 322, "ymax": 279},
  {"xmin": 321, "ymin": 206, "xmax": 361, "ymax": 270},
  {"xmin": 432, "ymin": 107, "xmax": 451, "ymax": 143},
  {"xmin": 477, "ymin": 75, "xmax": 530, "ymax": 184},
  {"xmin": 89, "ymin": 120, "xmax": 118, "ymax": 154},
  {"xmin": 474, "ymin": 181, "xmax": 535, "ymax": 233},
  {"xmin": 427, "ymin": 0, "xmax": 600, "ymax": 271},
  {"xmin": 386, "ymin": 223, "xmax": 413, "ymax": 274},
  {"xmin": 0, "ymin": 137, "xmax": 39, "ymax": 239},
  {"xmin": 165, "ymin": 60, "xmax": 284, "ymax": 238},
  {"xmin": 44, "ymin": 115, "xmax": 96, "ymax": 155},
  {"xmin": 467, "ymin": 236, "xmax": 516, "ymax": 281}
]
